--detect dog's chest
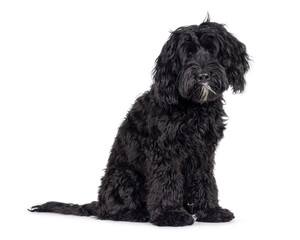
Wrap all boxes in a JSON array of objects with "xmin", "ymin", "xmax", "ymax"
[{"xmin": 177, "ymin": 109, "xmax": 223, "ymax": 150}]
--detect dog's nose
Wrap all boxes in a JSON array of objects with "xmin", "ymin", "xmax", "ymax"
[{"xmin": 198, "ymin": 73, "xmax": 210, "ymax": 82}]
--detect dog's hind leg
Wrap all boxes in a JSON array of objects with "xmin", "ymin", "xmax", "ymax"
[{"xmin": 97, "ymin": 167, "xmax": 149, "ymax": 222}]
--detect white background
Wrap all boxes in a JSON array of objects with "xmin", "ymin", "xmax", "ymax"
[{"xmin": 1, "ymin": 0, "xmax": 300, "ymax": 239}]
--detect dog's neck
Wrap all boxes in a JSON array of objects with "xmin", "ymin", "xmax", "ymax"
[{"xmin": 151, "ymin": 88, "xmax": 224, "ymax": 112}]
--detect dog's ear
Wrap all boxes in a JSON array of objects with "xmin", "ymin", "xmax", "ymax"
[
  {"xmin": 153, "ymin": 31, "xmax": 180, "ymax": 105},
  {"xmin": 219, "ymin": 29, "xmax": 250, "ymax": 93}
]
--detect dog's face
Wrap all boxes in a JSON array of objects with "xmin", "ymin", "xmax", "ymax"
[
  {"xmin": 177, "ymin": 32, "xmax": 229, "ymax": 103},
  {"xmin": 153, "ymin": 20, "xmax": 249, "ymax": 105}
]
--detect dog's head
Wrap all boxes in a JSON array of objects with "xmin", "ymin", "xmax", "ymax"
[{"xmin": 153, "ymin": 19, "xmax": 249, "ymax": 105}]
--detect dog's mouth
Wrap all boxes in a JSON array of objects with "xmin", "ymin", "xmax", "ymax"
[
  {"xmin": 199, "ymin": 82, "xmax": 217, "ymax": 102},
  {"xmin": 189, "ymin": 81, "xmax": 218, "ymax": 103}
]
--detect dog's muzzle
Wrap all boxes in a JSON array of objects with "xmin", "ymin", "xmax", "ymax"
[{"xmin": 199, "ymin": 82, "xmax": 217, "ymax": 102}]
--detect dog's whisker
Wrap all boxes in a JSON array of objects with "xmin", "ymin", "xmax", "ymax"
[
  {"xmin": 200, "ymin": 86, "xmax": 210, "ymax": 102},
  {"xmin": 201, "ymin": 82, "xmax": 217, "ymax": 95},
  {"xmin": 205, "ymin": 84, "xmax": 217, "ymax": 95}
]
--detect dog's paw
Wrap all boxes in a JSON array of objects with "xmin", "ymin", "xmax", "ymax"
[
  {"xmin": 151, "ymin": 209, "xmax": 194, "ymax": 226},
  {"xmin": 196, "ymin": 207, "xmax": 234, "ymax": 223}
]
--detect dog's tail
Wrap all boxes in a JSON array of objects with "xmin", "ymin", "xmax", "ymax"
[{"xmin": 28, "ymin": 201, "xmax": 98, "ymax": 217}]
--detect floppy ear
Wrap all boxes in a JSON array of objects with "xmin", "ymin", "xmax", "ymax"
[
  {"xmin": 219, "ymin": 30, "xmax": 250, "ymax": 93},
  {"xmin": 153, "ymin": 32, "xmax": 180, "ymax": 105}
]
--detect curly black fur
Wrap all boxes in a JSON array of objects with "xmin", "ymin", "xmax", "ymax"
[{"xmin": 30, "ymin": 18, "xmax": 249, "ymax": 227}]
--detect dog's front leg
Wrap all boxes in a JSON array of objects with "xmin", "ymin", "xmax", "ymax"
[
  {"xmin": 192, "ymin": 154, "xmax": 235, "ymax": 222},
  {"xmin": 147, "ymin": 153, "xmax": 194, "ymax": 226}
]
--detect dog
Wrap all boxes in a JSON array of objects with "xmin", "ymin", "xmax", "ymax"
[{"xmin": 30, "ymin": 18, "xmax": 249, "ymax": 226}]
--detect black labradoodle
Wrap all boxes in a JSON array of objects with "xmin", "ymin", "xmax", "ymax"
[{"xmin": 30, "ymin": 18, "xmax": 249, "ymax": 226}]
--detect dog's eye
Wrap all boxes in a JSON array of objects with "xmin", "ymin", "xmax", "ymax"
[
  {"xmin": 187, "ymin": 49, "xmax": 196, "ymax": 57},
  {"xmin": 201, "ymin": 38, "xmax": 215, "ymax": 55},
  {"xmin": 187, "ymin": 45, "xmax": 197, "ymax": 56},
  {"xmin": 208, "ymin": 47, "xmax": 214, "ymax": 54}
]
